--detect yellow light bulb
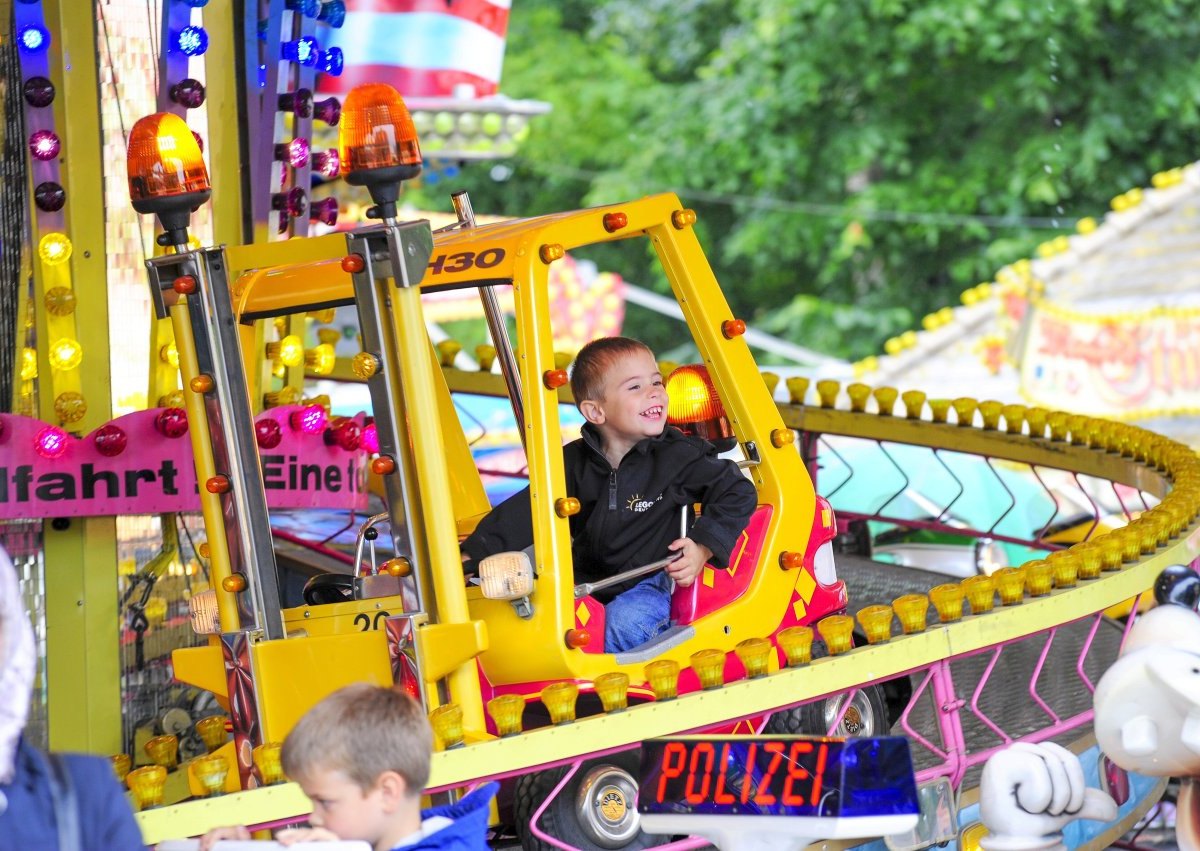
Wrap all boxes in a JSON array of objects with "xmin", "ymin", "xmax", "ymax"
[
  {"xmin": 776, "ymin": 625, "xmax": 814, "ymax": 666},
  {"xmin": 193, "ymin": 754, "xmax": 230, "ymax": 797},
  {"xmin": 435, "ymin": 339, "xmax": 462, "ymax": 367},
  {"xmin": 144, "ymin": 734, "xmax": 179, "ymax": 769},
  {"xmin": 901, "ymin": 390, "xmax": 926, "ymax": 419},
  {"xmin": 644, "ymin": 659, "xmax": 680, "ymax": 701},
  {"xmin": 49, "ymin": 338, "xmax": 83, "ymax": 371},
  {"xmin": 540, "ymin": 681, "xmax": 579, "ymax": 725},
  {"xmin": 351, "ymin": 352, "xmax": 380, "ymax": 379},
  {"xmin": 110, "ymin": 753, "xmax": 132, "ymax": 782},
  {"xmin": 929, "ymin": 583, "xmax": 965, "ymax": 622},
  {"xmin": 856, "ymin": 604, "xmax": 894, "ymax": 644},
  {"xmin": 486, "ymin": 694, "xmax": 525, "ymax": 736},
  {"xmin": 786, "ymin": 376, "xmax": 810, "ymax": 405},
  {"xmin": 126, "ymin": 765, "xmax": 167, "ymax": 811},
  {"xmin": 54, "ymin": 391, "xmax": 87, "ymax": 423},
  {"xmin": 195, "ymin": 715, "xmax": 228, "ymax": 753},
  {"xmin": 817, "ymin": 614, "xmax": 854, "ymax": 655},
  {"xmin": 689, "ymin": 648, "xmax": 726, "ymax": 689},
  {"xmin": 1024, "ymin": 560, "xmax": 1053, "ymax": 597},
  {"xmin": 278, "ymin": 335, "xmax": 304, "ymax": 367},
  {"xmin": 593, "ymin": 672, "xmax": 630, "ymax": 712},
  {"xmin": 44, "ymin": 286, "xmax": 77, "ymax": 316},
  {"xmin": 38, "ymin": 232, "xmax": 73, "ymax": 266},
  {"xmin": 430, "ymin": 703, "xmax": 465, "ymax": 749},
  {"xmin": 993, "ymin": 567, "xmax": 1026, "ymax": 605},
  {"xmin": 893, "ymin": 594, "xmax": 930, "ymax": 633},
  {"xmin": 159, "ymin": 343, "xmax": 180, "ymax": 368},
  {"xmin": 253, "ymin": 742, "xmax": 285, "ymax": 785},
  {"xmin": 734, "ymin": 637, "xmax": 772, "ymax": 679},
  {"xmin": 962, "ymin": 575, "xmax": 996, "ymax": 614},
  {"xmin": 20, "ymin": 347, "xmax": 38, "ymax": 381},
  {"xmin": 305, "ymin": 343, "xmax": 337, "ymax": 375}
]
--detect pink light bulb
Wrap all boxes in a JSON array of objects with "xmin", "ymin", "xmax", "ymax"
[
  {"xmin": 35, "ymin": 426, "xmax": 69, "ymax": 459},
  {"xmin": 275, "ymin": 137, "xmax": 310, "ymax": 168},
  {"xmin": 272, "ymin": 187, "xmax": 308, "ymax": 217},
  {"xmin": 290, "ymin": 404, "xmax": 327, "ymax": 434},
  {"xmin": 255, "ymin": 417, "xmax": 283, "ymax": 449},
  {"xmin": 324, "ymin": 418, "xmax": 361, "ymax": 451},
  {"xmin": 360, "ymin": 423, "xmax": 379, "ymax": 454},
  {"xmin": 94, "ymin": 424, "xmax": 129, "ymax": 457},
  {"xmin": 155, "ymin": 408, "xmax": 189, "ymax": 438},
  {"xmin": 29, "ymin": 129, "xmax": 61, "ymax": 161},
  {"xmin": 309, "ymin": 197, "xmax": 338, "ymax": 226},
  {"xmin": 313, "ymin": 148, "xmax": 340, "ymax": 179}
]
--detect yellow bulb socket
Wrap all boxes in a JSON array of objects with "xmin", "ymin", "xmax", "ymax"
[
  {"xmin": 978, "ymin": 401, "xmax": 1003, "ymax": 431},
  {"xmin": 901, "ymin": 390, "xmax": 926, "ymax": 419},
  {"xmin": 961, "ymin": 575, "xmax": 996, "ymax": 614},
  {"xmin": 873, "ymin": 386, "xmax": 898, "ymax": 416},
  {"xmin": 815, "ymin": 380, "xmax": 840, "ymax": 408},
  {"xmin": 593, "ymin": 672, "xmax": 630, "ymax": 713},
  {"xmin": 430, "ymin": 703, "xmax": 465, "ymax": 749},
  {"xmin": 817, "ymin": 614, "xmax": 854, "ymax": 655},
  {"xmin": 144, "ymin": 734, "xmax": 179, "ymax": 769},
  {"xmin": 928, "ymin": 399, "xmax": 952, "ymax": 423},
  {"xmin": 847, "ymin": 382, "xmax": 871, "ymax": 412},
  {"xmin": 644, "ymin": 659, "xmax": 680, "ymax": 701},
  {"xmin": 193, "ymin": 754, "xmax": 230, "ymax": 797},
  {"xmin": 541, "ymin": 681, "xmax": 579, "ymax": 725},
  {"xmin": 1024, "ymin": 560, "xmax": 1053, "ymax": 597},
  {"xmin": 253, "ymin": 742, "xmax": 285, "ymax": 785},
  {"xmin": 930, "ymin": 583, "xmax": 965, "ymax": 622},
  {"xmin": 775, "ymin": 626, "xmax": 814, "ymax": 667},
  {"xmin": 195, "ymin": 715, "xmax": 228, "ymax": 753},
  {"xmin": 734, "ymin": 637, "xmax": 772, "ymax": 679},
  {"xmin": 1001, "ymin": 404, "xmax": 1026, "ymax": 435},
  {"xmin": 126, "ymin": 765, "xmax": 167, "ymax": 810},
  {"xmin": 892, "ymin": 594, "xmax": 930, "ymax": 633},
  {"xmin": 993, "ymin": 567, "xmax": 1026, "ymax": 605},
  {"xmin": 690, "ymin": 648, "xmax": 726, "ymax": 690},
  {"xmin": 856, "ymin": 604, "xmax": 894, "ymax": 644},
  {"xmin": 786, "ymin": 376, "xmax": 810, "ymax": 405},
  {"xmin": 952, "ymin": 397, "xmax": 977, "ymax": 427},
  {"xmin": 486, "ymin": 694, "xmax": 525, "ymax": 736}
]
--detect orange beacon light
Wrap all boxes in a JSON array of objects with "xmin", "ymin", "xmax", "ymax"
[
  {"xmin": 126, "ymin": 112, "xmax": 210, "ymax": 247},
  {"xmin": 338, "ymin": 83, "xmax": 421, "ymax": 220},
  {"xmin": 666, "ymin": 365, "xmax": 735, "ymax": 450}
]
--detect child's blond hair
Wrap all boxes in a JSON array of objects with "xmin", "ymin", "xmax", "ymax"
[
  {"xmin": 281, "ymin": 684, "xmax": 432, "ymax": 795},
  {"xmin": 569, "ymin": 336, "xmax": 655, "ymax": 405}
]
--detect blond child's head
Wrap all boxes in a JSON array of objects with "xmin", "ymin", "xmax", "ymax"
[
  {"xmin": 570, "ymin": 337, "xmax": 668, "ymax": 460},
  {"xmin": 281, "ymin": 684, "xmax": 433, "ymax": 850}
]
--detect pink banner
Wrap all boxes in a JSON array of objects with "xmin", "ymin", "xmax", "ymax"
[{"xmin": 0, "ymin": 407, "xmax": 369, "ymax": 519}]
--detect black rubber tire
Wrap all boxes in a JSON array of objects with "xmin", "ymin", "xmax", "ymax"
[
  {"xmin": 513, "ymin": 750, "xmax": 669, "ymax": 851},
  {"xmin": 302, "ymin": 572, "xmax": 355, "ymax": 605},
  {"xmin": 764, "ymin": 682, "xmax": 889, "ymax": 738}
]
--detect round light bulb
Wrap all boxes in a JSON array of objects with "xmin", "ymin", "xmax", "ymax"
[{"xmin": 38, "ymin": 233, "xmax": 73, "ymax": 265}]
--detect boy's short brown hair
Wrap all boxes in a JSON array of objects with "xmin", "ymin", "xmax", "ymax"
[
  {"xmin": 569, "ymin": 336, "xmax": 655, "ymax": 405},
  {"xmin": 281, "ymin": 684, "xmax": 432, "ymax": 795}
]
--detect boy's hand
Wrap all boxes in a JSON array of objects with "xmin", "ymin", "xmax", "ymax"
[
  {"xmin": 276, "ymin": 826, "xmax": 342, "ymax": 845},
  {"xmin": 665, "ymin": 538, "xmax": 712, "ymax": 588},
  {"xmin": 199, "ymin": 825, "xmax": 250, "ymax": 850}
]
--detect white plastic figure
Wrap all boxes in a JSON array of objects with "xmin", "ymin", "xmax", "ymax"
[
  {"xmin": 978, "ymin": 741, "xmax": 1117, "ymax": 851},
  {"xmin": 1090, "ymin": 564, "xmax": 1200, "ymax": 851}
]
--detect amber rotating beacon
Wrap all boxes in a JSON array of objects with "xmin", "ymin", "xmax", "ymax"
[
  {"xmin": 338, "ymin": 83, "xmax": 422, "ymax": 222},
  {"xmin": 126, "ymin": 113, "xmax": 211, "ymax": 250}
]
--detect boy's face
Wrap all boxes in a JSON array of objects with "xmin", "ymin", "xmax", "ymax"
[
  {"xmin": 298, "ymin": 766, "xmax": 392, "ymax": 845},
  {"xmin": 580, "ymin": 349, "xmax": 668, "ymax": 446}
]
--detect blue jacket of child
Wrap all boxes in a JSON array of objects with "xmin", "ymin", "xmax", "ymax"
[
  {"xmin": 0, "ymin": 736, "xmax": 146, "ymax": 851},
  {"xmin": 396, "ymin": 782, "xmax": 498, "ymax": 851}
]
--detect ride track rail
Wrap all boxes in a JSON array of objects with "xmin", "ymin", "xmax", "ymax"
[{"xmin": 134, "ymin": 377, "xmax": 1200, "ymax": 845}]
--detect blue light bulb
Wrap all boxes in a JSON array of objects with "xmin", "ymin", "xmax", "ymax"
[
  {"xmin": 174, "ymin": 25, "xmax": 209, "ymax": 56},
  {"xmin": 317, "ymin": 47, "xmax": 343, "ymax": 77},
  {"xmin": 18, "ymin": 24, "xmax": 50, "ymax": 54},
  {"xmin": 282, "ymin": 35, "xmax": 319, "ymax": 66},
  {"xmin": 285, "ymin": 0, "xmax": 318, "ymax": 17},
  {"xmin": 318, "ymin": 0, "xmax": 346, "ymax": 28}
]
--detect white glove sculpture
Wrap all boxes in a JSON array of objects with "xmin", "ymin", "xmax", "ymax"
[{"xmin": 978, "ymin": 741, "xmax": 1117, "ymax": 851}]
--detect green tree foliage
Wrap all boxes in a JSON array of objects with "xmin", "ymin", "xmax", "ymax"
[{"xmin": 427, "ymin": 0, "xmax": 1200, "ymax": 361}]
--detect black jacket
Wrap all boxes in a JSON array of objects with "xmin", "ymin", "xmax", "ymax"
[{"xmin": 462, "ymin": 424, "xmax": 757, "ymax": 602}]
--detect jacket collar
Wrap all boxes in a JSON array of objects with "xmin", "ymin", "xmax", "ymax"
[{"xmin": 580, "ymin": 423, "xmax": 677, "ymax": 465}]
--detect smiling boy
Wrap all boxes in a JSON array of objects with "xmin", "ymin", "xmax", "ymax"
[{"xmin": 462, "ymin": 336, "xmax": 756, "ymax": 652}]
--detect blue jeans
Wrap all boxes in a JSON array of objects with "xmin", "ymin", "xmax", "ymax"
[{"xmin": 604, "ymin": 572, "xmax": 674, "ymax": 653}]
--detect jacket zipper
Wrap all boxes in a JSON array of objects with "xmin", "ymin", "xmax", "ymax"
[{"xmin": 608, "ymin": 469, "xmax": 617, "ymax": 510}]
